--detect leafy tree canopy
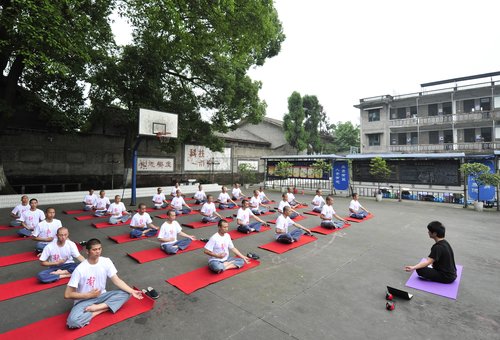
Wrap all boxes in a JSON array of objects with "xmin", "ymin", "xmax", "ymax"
[{"xmin": 283, "ymin": 91, "xmax": 307, "ymax": 153}]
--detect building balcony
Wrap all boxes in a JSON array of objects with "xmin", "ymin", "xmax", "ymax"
[
  {"xmin": 389, "ymin": 110, "xmax": 500, "ymax": 129},
  {"xmin": 389, "ymin": 142, "xmax": 499, "ymax": 153}
]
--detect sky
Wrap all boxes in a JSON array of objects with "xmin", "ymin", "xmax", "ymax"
[{"xmin": 113, "ymin": 0, "xmax": 500, "ymax": 126}]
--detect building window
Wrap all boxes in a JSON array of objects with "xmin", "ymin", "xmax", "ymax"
[
  {"xmin": 442, "ymin": 102, "xmax": 452, "ymax": 115},
  {"xmin": 398, "ymin": 133, "xmax": 407, "ymax": 145},
  {"xmin": 480, "ymin": 97, "xmax": 491, "ymax": 111},
  {"xmin": 429, "ymin": 131, "xmax": 439, "ymax": 144},
  {"xmin": 397, "ymin": 107, "xmax": 406, "ymax": 119},
  {"xmin": 463, "ymin": 99, "xmax": 475, "ymax": 112},
  {"xmin": 410, "ymin": 132, "xmax": 418, "ymax": 145},
  {"xmin": 367, "ymin": 134, "xmax": 381, "ymax": 146},
  {"xmin": 368, "ymin": 109, "xmax": 380, "ymax": 122},
  {"xmin": 410, "ymin": 106, "xmax": 417, "ymax": 116},
  {"xmin": 428, "ymin": 104, "xmax": 438, "ymax": 116},
  {"xmin": 481, "ymin": 127, "xmax": 492, "ymax": 142},
  {"xmin": 464, "ymin": 128, "xmax": 475, "ymax": 142},
  {"xmin": 444, "ymin": 130, "xmax": 453, "ymax": 143}
]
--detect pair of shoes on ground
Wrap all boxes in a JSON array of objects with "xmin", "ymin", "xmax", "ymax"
[
  {"xmin": 142, "ymin": 286, "xmax": 159, "ymax": 299},
  {"xmin": 247, "ymin": 252, "xmax": 260, "ymax": 260}
]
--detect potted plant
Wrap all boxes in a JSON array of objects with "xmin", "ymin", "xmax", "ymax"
[
  {"xmin": 460, "ymin": 162, "xmax": 500, "ymax": 211},
  {"xmin": 275, "ymin": 161, "xmax": 294, "ymax": 192},
  {"xmin": 238, "ymin": 163, "xmax": 257, "ymax": 189},
  {"xmin": 311, "ymin": 159, "xmax": 333, "ymax": 178},
  {"xmin": 369, "ymin": 156, "xmax": 391, "ymax": 201}
]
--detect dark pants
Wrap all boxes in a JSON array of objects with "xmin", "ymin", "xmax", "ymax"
[{"xmin": 416, "ymin": 267, "xmax": 456, "ymax": 284}]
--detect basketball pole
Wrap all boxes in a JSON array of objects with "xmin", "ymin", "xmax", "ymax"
[{"xmin": 130, "ymin": 136, "xmax": 143, "ymax": 206}]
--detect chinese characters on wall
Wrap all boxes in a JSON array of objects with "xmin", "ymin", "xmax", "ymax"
[
  {"xmin": 333, "ymin": 161, "xmax": 349, "ymax": 190},
  {"xmin": 184, "ymin": 145, "xmax": 231, "ymax": 171},
  {"xmin": 137, "ymin": 157, "xmax": 174, "ymax": 172}
]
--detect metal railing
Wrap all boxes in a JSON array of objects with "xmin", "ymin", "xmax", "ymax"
[{"xmin": 389, "ymin": 142, "xmax": 498, "ymax": 153}]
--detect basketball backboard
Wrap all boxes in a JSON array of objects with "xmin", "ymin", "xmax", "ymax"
[{"xmin": 138, "ymin": 108, "xmax": 178, "ymax": 138}]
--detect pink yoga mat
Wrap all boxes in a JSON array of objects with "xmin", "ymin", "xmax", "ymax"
[
  {"xmin": 344, "ymin": 213, "xmax": 374, "ymax": 223},
  {"xmin": 166, "ymin": 260, "xmax": 260, "ymax": 294},
  {"xmin": 0, "ymin": 276, "xmax": 70, "ymax": 302},
  {"xmin": 0, "ymin": 290, "xmax": 155, "ymax": 339},
  {"xmin": 310, "ymin": 223, "xmax": 351, "ymax": 235},
  {"xmin": 127, "ymin": 240, "xmax": 206, "ymax": 264},
  {"xmin": 267, "ymin": 215, "xmax": 306, "ymax": 224},
  {"xmin": 405, "ymin": 259, "xmax": 463, "ymax": 300},
  {"xmin": 258, "ymin": 234, "xmax": 317, "ymax": 254},
  {"xmin": 63, "ymin": 209, "xmax": 87, "ymax": 215}
]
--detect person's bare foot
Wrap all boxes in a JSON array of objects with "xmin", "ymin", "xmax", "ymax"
[{"xmin": 50, "ymin": 269, "xmax": 66, "ymax": 275}]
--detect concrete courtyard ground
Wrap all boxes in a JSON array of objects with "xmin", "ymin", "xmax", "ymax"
[{"xmin": 0, "ymin": 188, "xmax": 499, "ymax": 339}]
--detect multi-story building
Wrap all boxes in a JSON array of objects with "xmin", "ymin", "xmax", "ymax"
[{"xmin": 355, "ymin": 72, "xmax": 500, "ymax": 154}]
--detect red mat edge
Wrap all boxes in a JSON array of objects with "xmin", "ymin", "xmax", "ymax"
[{"xmin": 258, "ymin": 235, "xmax": 317, "ymax": 254}]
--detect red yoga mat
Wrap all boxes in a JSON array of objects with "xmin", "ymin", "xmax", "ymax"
[
  {"xmin": 0, "ymin": 251, "xmax": 38, "ymax": 267},
  {"xmin": 267, "ymin": 215, "xmax": 306, "ymax": 224},
  {"xmin": 155, "ymin": 210, "xmax": 199, "ymax": 219},
  {"xmin": 227, "ymin": 226, "xmax": 271, "ymax": 240},
  {"xmin": 0, "ymin": 276, "xmax": 70, "ymax": 302},
  {"xmin": 303, "ymin": 211, "xmax": 321, "ymax": 216},
  {"xmin": 108, "ymin": 232, "xmax": 158, "ymax": 244},
  {"xmin": 181, "ymin": 217, "xmax": 234, "ymax": 229},
  {"xmin": 63, "ymin": 209, "xmax": 87, "ymax": 215},
  {"xmin": 166, "ymin": 260, "xmax": 260, "ymax": 294},
  {"xmin": 216, "ymin": 206, "xmax": 239, "ymax": 212},
  {"xmin": 0, "ymin": 234, "xmax": 31, "ymax": 243},
  {"xmin": 92, "ymin": 221, "xmax": 130, "ymax": 228},
  {"xmin": 232, "ymin": 211, "xmax": 274, "ymax": 218},
  {"xmin": 75, "ymin": 215, "xmax": 106, "ymax": 221},
  {"xmin": 258, "ymin": 234, "xmax": 317, "ymax": 254},
  {"xmin": 310, "ymin": 223, "xmax": 351, "ymax": 235},
  {"xmin": 344, "ymin": 213, "xmax": 374, "ymax": 223},
  {"xmin": 0, "ymin": 291, "xmax": 155, "ymax": 340},
  {"xmin": 0, "ymin": 225, "xmax": 22, "ymax": 230},
  {"xmin": 127, "ymin": 240, "xmax": 206, "ymax": 264}
]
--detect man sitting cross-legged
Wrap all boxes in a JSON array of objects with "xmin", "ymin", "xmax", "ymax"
[
  {"xmin": 258, "ymin": 186, "xmax": 272, "ymax": 204},
  {"xmin": 17, "ymin": 198, "xmax": 45, "ymax": 237},
  {"xmin": 9, "ymin": 195, "xmax": 30, "ymax": 227},
  {"xmin": 106, "ymin": 195, "xmax": 131, "ymax": 224},
  {"xmin": 236, "ymin": 199, "xmax": 268, "ymax": 234},
  {"xmin": 200, "ymin": 195, "xmax": 224, "ymax": 223},
  {"xmin": 349, "ymin": 193, "xmax": 371, "ymax": 219},
  {"xmin": 94, "ymin": 190, "xmax": 111, "ymax": 217},
  {"xmin": 275, "ymin": 206, "xmax": 311, "ymax": 244},
  {"xmin": 37, "ymin": 227, "xmax": 85, "ymax": 283},
  {"xmin": 129, "ymin": 203, "xmax": 159, "ymax": 238},
  {"xmin": 152, "ymin": 187, "xmax": 169, "ymax": 209},
  {"xmin": 170, "ymin": 182, "xmax": 181, "ymax": 197},
  {"xmin": 158, "ymin": 210, "xmax": 196, "ymax": 254},
  {"xmin": 217, "ymin": 186, "xmax": 237, "ymax": 209},
  {"xmin": 204, "ymin": 219, "xmax": 250, "ymax": 274},
  {"xmin": 278, "ymin": 193, "xmax": 301, "ymax": 219},
  {"xmin": 171, "ymin": 189, "xmax": 192, "ymax": 215},
  {"xmin": 32, "ymin": 207, "xmax": 62, "ymax": 252},
  {"xmin": 64, "ymin": 238, "xmax": 143, "ymax": 329},
  {"xmin": 231, "ymin": 183, "xmax": 246, "ymax": 201},
  {"xmin": 250, "ymin": 189, "xmax": 271, "ymax": 215},
  {"xmin": 320, "ymin": 196, "xmax": 347, "ymax": 229},
  {"xmin": 286, "ymin": 187, "xmax": 304, "ymax": 208},
  {"xmin": 83, "ymin": 189, "xmax": 98, "ymax": 211},
  {"xmin": 311, "ymin": 189, "xmax": 326, "ymax": 213},
  {"xmin": 193, "ymin": 184, "xmax": 207, "ymax": 204}
]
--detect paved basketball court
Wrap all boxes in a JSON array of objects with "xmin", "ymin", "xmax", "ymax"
[{"xmin": 0, "ymin": 188, "xmax": 498, "ymax": 339}]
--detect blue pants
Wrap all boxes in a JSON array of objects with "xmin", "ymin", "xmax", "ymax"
[
  {"xmin": 174, "ymin": 208, "xmax": 191, "ymax": 215},
  {"xmin": 237, "ymin": 222, "xmax": 262, "ymax": 233},
  {"xmin": 290, "ymin": 212, "xmax": 299, "ymax": 219},
  {"xmin": 109, "ymin": 215, "xmax": 130, "ymax": 224},
  {"xmin": 312, "ymin": 206, "xmax": 322, "ymax": 213},
  {"xmin": 35, "ymin": 241, "xmax": 49, "ymax": 252},
  {"xmin": 10, "ymin": 220, "xmax": 22, "ymax": 227},
  {"xmin": 208, "ymin": 256, "xmax": 245, "ymax": 273},
  {"xmin": 195, "ymin": 199, "xmax": 207, "ymax": 205},
  {"xmin": 251, "ymin": 208, "xmax": 267, "ymax": 215},
  {"xmin": 219, "ymin": 203, "xmax": 236, "ymax": 210},
  {"xmin": 276, "ymin": 229, "xmax": 303, "ymax": 244},
  {"xmin": 321, "ymin": 220, "xmax": 344, "ymax": 229},
  {"xmin": 67, "ymin": 290, "xmax": 130, "ymax": 328},
  {"xmin": 202, "ymin": 216, "xmax": 220, "ymax": 223},
  {"xmin": 350, "ymin": 211, "xmax": 367, "ymax": 219},
  {"xmin": 130, "ymin": 228, "xmax": 157, "ymax": 238},
  {"xmin": 37, "ymin": 262, "xmax": 78, "ymax": 283},
  {"xmin": 154, "ymin": 203, "xmax": 168, "ymax": 209},
  {"xmin": 17, "ymin": 228, "xmax": 32, "ymax": 237},
  {"xmin": 161, "ymin": 238, "xmax": 192, "ymax": 254},
  {"xmin": 94, "ymin": 210, "xmax": 107, "ymax": 216},
  {"xmin": 83, "ymin": 205, "xmax": 93, "ymax": 211}
]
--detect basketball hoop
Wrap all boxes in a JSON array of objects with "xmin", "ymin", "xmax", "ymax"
[{"xmin": 156, "ymin": 132, "xmax": 171, "ymax": 146}]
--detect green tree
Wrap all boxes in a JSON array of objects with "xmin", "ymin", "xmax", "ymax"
[
  {"xmin": 459, "ymin": 162, "xmax": 498, "ymax": 202},
  {"xmin": 331, "ymin": 121, "xmax": 360, "ymax": 154},
  {"xmin": 369, "ymin": 156, "xmax": 391, "ymax": 193},
  {"xmin": 303, "ymin": 95, "xmax": 323, "ymax": 154},
  {"xmin": 283, "ymin": 91, "xmax": 307, "ymax": 153}
]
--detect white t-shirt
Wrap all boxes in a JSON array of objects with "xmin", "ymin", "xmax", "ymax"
[
  {"xmin": 40, "ymin": 240, "xmax": 80, "ymax": 264},
  {"xmin": 194, "ymin": 190, "xmax": 206, "ymax": 200},
  {"xmin": 278, "ymin": 200, "xmax": 290, "ymax": 213},
  {"xmin": 95, "ymin": 197, "xmax": 110, "ymax": 210},
  {"xmin": 321, "ymin": 205, "xmax": 336, "ymax": 220},
  {"xmin": 130, "ymin": 213, "xmax": 152, "ymax": 228},
  {"xmin": 158, "ymin": 221, "xmax": 182, "ymax": 245},
  {"xmin": 11, "ymin": 204, "xmax": 30, "ymax": 219},
  {"xmin": 275, "ymin": 215, "xmax": 294, "ymax": 238},
  {"xmin": 236, "ymin": 207, "xmax": 253, "ymax": 225},
  {"xmin": 311, "ymin": 195, "xmax": 325, "ymax": 208},
  {"xmin": 200, "ymin": 202, "xmax": 216, "ymax": 216},
  {"xmin": 258, "ymin": 191, "xmax": 266, "ymax": 201},
  {"xmin": 171, "ymin": 187, "xmax": 179, "ymax": 196},
  {"xmin": 204, "ymin": 232, "xmax": 234, "ymax": 262},
  {"xmin": 287, "ymin": 192, "xmax": 296, "ymax": 203},
  {"xmin": 218, "ymin": 192, "xmax": 230, "ymax": 203},
  {"xmin": 349, "ymin": 200, "xmax": 361, "ymax": 212},
  {"xmin": 33, "ymin": 219, "xmax": 62, "ymax": 239},
  {"xmin": 107, "ymin": 202, "xmax": 127, "ymax": 217},
  {"xmin": 84, "ymin": 194, "xmax": 97, "ymax": 207},
  {"xmin": 20, "ymin": 209, "xmax": 46, "ymax": 230},
  {"xmin": 232, "ymin": 188, "xmax": 242, "ymax": 198},
  {"xmin": 171, "ymin": 196, "xmax": 186, "ymax": 210},
  {"xmin": 152, "ymin": 193, "xmax": 166, "ymax": 207},
  {"xmin": 68, "ymin": 257, "xmax": 117, "ymax": 303},
  {"xmin": 250, "ymin": 196, "xmax": 261, "ymax": 209}
]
